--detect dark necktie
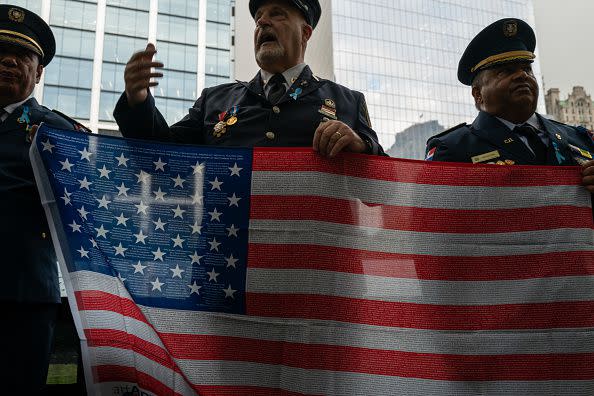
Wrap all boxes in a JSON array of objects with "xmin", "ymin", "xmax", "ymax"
[
  {"xmin": 267, "ymin": 73, "xmax": 286, "ymax": 104},
  {"xmin": 514, "ymin": 124, "xmax": 548, "ymax": 163}
]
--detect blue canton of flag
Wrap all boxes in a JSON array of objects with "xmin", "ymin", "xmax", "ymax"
[{"xmin": 34, "ymin": 125, "xmax": 252, "ymax": 313}]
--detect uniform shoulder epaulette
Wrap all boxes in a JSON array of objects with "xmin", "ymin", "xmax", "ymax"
[
  {"xmin": 426, "ymin": 122, "xmax": 467, "ymax": 143},
  {"xmin": 52, "ymin": 109, "xmax": 93, "ymax": 133}
]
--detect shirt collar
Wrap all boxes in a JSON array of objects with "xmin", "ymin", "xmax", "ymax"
[
  {"xmin": 261, "ymin": 63, "xmax": 307, "ymax": 87},
  {"xmin": 4, "ymin": 97, "xmax": 31, "ymax": 115},
  {"xmin": 496, "ymin": 113, "xmax": 541, "ymax": 132}
]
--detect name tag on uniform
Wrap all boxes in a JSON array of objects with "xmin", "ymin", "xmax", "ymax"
[{"xmin": 471, "ymin": 150, "xmax": 500, "ymax": 164}]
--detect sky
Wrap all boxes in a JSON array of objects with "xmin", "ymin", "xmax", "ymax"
[{"xmin": 533, "ymin": 0, "xmax": 594, "ymax": 98}]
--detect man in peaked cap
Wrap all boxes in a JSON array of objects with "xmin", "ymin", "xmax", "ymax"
[
  {"xmin": 0, "ymin": 4, "xmax": 87, "ymax": 394},
  {"xmin": 425, "ymin": 18, "xmax": 594, "ymax": 192},
  {"xmin": 114, "ymin": 0, "xmax": 384, "ymax": 157}
]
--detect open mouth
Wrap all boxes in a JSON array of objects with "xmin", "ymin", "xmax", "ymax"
[{"xmin": 258, "ymin": 31, "xmax": 278, "ymax": 47}]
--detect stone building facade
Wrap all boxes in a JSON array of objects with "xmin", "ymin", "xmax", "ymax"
[{"xmin": 545, "ymin": 86, "xmax": 594, "ymax": 130}]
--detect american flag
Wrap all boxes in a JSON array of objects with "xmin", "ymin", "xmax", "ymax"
[{"xmin": 31, "ymin": 124, "xmax": 594, "ymax": 396}]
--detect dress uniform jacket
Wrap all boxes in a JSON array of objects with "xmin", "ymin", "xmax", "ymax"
[
  {"xmin": 114, "ymin": 66, "xmax": 384, "ymax": 155},
  {"xmin": 426, "ymin": 111, "xmax": 594, "ymax": 166},
  {"xmin": 1, "ymin": 97, "xmax": 76, "ymax": 303}
]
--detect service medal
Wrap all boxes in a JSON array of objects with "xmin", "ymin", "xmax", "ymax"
[{"xmin": 226, "ymin": 116, "xmax": 238, "ymax": 126}]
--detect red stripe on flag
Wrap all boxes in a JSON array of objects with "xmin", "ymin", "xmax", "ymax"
[
  {"xmin": 94, "ymin": 365, "xmax": 184, "ymax": 396},
  {"xmin": 248, "ymin": 244, "xmax": 594, "ymax": 281},
  {"xmin": 252, "ymin": 149, "xmax": 585, "ymax": 186},
  {"xmin": 246, "ymin": 293, "xmax": 594, "ymax": 330},
  {"xmin": 86, "ymin": 328, "xmax": 179, "ymax": 372},
  {"xmin": 250, "ymin": 195, "xmax": 592, "ymax": 232},
  {"xmin": 75, "ymin": 290, "xmax": 146, "ymax": 323},
  {"xmin": 161, "ymin": 334, "xmax": 594, "ymax": 381}
]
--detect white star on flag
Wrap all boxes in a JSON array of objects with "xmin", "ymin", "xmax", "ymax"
[
  {"xmin": 117, "ymin": 273, "xmax": 127, "ymax": 283},
  {"xmin": 78, "ymin": 147, "xmax": 93, "ymax": 161},
  {"xmin": 209, "ymin": 177, "xmax": 223, "ymax": 191},
  {"xmin": 97, "ymin": 165, "xmax": 112, "ymax": 179},
  {"xmin": 61, "ymin": 189, "xmax": 72, "ymax": 206},
  {"xmin": 78, "ymin": 177, "xmax": 92, "ymax": 190},
  {"xmin": 153, "ymin": 218, "xmax": 167, "ymax": 231},
  {"xmin": 77, "ymin": 246, "xmax": 89, "ymax": 258},
  {"xmin": 229, "ymin": 163, "xmax": 243, "ymax": 176},
  {"xmin": 190, "ymin": 222, "xmax": 202, "ymax": 235},
  {"xmin": 95, "ymin": 225, "xmax": 109, "ymax": 239},
  {"xmin": 114, "ymin": 243, "xmax": 128, "ymax": 257},
  {"xmin": 223, "ymin": 284, "xmax": 237, "ymax": 299},
  {"xmin": 226, "ymin": 224, "xmax": 239, "ymax": 237},
  {"xmin": 132, "ymin": 261, "xmax": 147, "ymax": 274},
  {"xmin": 115, "ymin": 213, "xmax": 129, "ymax": 226},
  {"xmin": 151, "ymin": 277, "xmax": 164, "ymax": 292},
  {"xmin": 96, "ymin": 195, "xmax": 112, "ymax": 209},
  {"xmin": 153, "ymin": 157, "xmax": 167, "ymax": 171},
  {"xmin": 208, "ymin": 207, "xmax": 223, "ymax": 222},
  {"xmin": 172, "ymin": 205, "xmax": 186, "ymax": 219},
  {"xmin": 115, "ymin": 153, "xmax": 129, "ymax": 167},
  {"xmin": 41, "ymin": 139, "xmax": 55, "ymax": 152},
  {"xmin": 153, "ymin": 187, "xmax": 167, "ymax": 201},
  {"xmin": 189, "ymin": 251, "xmax": 203, "ymax": 264},
  {"xmin": 116, "ymin": 183, "xmax": 130, "ymax": 196},
  {"xmin": 135, "ymin": 201, "xmax": 149, "ymax": 215},
  {"xmin": 152, "ymin": 247, "xmax": 166, "ymax": 261},
  {"xmin": 225, "ymin": 254, "xmax": 238, "ymax": 268},
  {"xmin": 136, "ymin": 170, "xmax": 150, "ymax": 183},
  {"xmin": 228, "ymin": 193, "xmax": 241, "ymax": 207},
  {"xmin": 134, "ymin": 230, "xmax": 148, "ymax": 244},
  {"xmin": 207, "ymin": 268, "xmax": 220, "ymax": 282},
  {"xmin": 60, "ymin": 158, "xmax": 74, "ymax": 172},
  {"xmin": 188, "ymin": 281, "xmax": 202, "ymax": 295},
  {"xmin": 208, "ymin": 237, "xmax": 221, "ymax": 252},
  {"xmin": 171, "ymin": 175, "xmax": 186, "ymax": 188},
  {"xmin": 191, "ymin": 161, "xmax": 205, "ymax": 174},
  {"xmin": 170, "ymin": 264, "xmax": 185, "ymax": 279},
  {"xmin": 89, "ymin": 238, "xmax": 98, "ymax": 248},
  {"xmin": 191, "ymin": 192, "xmax": 204, "ymax": 205},
  {"xmin": 69, "ymin": 220, "xmax": 82, "ymax": 233},
  {"xmin": 171, "ymin": 234, "xmax": 185, "ymax": 248},
  {"xmin": 77, "ymin": 206, "xmax": 89, "ymax": 220}
]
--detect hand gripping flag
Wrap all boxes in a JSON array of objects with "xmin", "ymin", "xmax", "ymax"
[{"xmin": 31, "ymin": 124, "xmax": 594, "ymax": 396}]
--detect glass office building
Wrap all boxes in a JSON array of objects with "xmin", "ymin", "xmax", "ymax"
[
  {"xmin": 0, "ymin": 0, "xmax": 233, "ymax": 134},
  {"xmin": 331, "ymin": 0, "xmax": 542, "ymax": 156}
]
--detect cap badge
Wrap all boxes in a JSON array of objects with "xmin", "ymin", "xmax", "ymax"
[
  {"xmin": 503, "ymin": 20, "xmax": 518, "ymax": 37},
  {"xmin": 8, "ymin": 8, "xmax": 25, "ymax": 23}
]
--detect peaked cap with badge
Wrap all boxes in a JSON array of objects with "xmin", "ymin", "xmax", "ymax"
[
  {"xmin": 249, "ymin": 0, "xmax": 322, "ymax": 29},
  {"xmin": 425, "ymin": 18, "xmax": 594, "ymax": 167},
  {"xmin": 458, "ymin": 18, "xmax": 536, "ymax": 86},
  {"xmin": 0, "ymin": 4, "xmax": 55, "ymax": 66}
]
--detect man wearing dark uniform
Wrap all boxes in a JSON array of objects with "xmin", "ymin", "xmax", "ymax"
[
  {"xmin": 0, "ymin": 5, "xmax": 86, "ymax": 394},
  {"xmin": 425, "ymin": 18, "xmax": 594, "ymax": 192},
  {"xmin": 114, "ymin": 0, "xmax": 384, "ymax": 157}
]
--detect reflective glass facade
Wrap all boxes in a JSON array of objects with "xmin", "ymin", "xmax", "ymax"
[
  {"xmin": 331, "ymin": 0, "xmax": 542, "ymax": 155},
  {"xmin": 0, "ymin": 0, "xmax": 233, "ymax": 132}
]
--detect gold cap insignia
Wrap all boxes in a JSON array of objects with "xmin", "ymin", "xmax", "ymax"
[
  {"xmin": 503, "ymin": 20, "xmax": 518, "ymax": 37},
  {"xmin": 324, "ymin": 99, "xmax": 335, "ymax": 109},
  {"xmin": 8, "ymin": 8, "xmax": 24, "ymax": 23}
]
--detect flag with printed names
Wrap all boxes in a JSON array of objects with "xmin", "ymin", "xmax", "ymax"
[{"xmin": 31, "ymin": 124, "xmax": 594, "ymax": 396}]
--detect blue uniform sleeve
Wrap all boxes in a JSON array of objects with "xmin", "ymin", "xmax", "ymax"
[
  {"xmin": 355, "ymin": 93, "xmax": 384, "ymax": 155},
  {"xmin": 113, "ymin": 90, "xmax": 206, "ymax": 145}
]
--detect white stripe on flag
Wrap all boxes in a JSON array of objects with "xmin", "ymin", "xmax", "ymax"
[
  {"xmin": 251, "ymin": 172, "xmax": 591, "ymax": 209},
  {"xmin": 248, "ymin": 220, "xmax": 594, "ymax": 256}
]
